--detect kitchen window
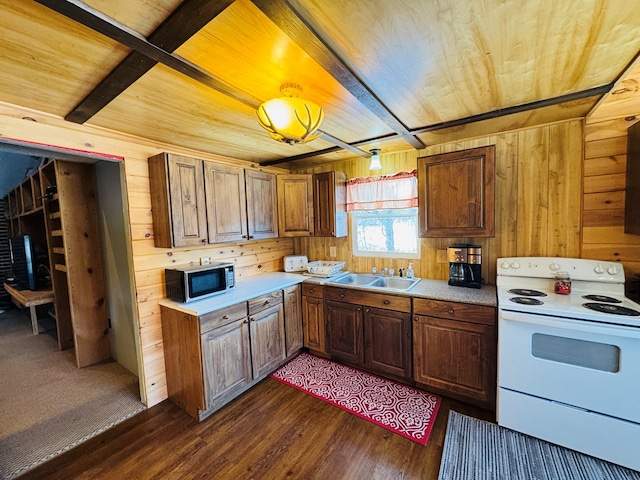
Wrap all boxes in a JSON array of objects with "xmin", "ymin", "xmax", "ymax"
[{"xmin": 347, "ymin": 171, "xmax": 419, "ymax": 259}]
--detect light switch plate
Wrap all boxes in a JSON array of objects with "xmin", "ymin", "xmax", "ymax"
[{"xmin": 329, "ymin": 246, "xmax": 337, "ymax": 258}]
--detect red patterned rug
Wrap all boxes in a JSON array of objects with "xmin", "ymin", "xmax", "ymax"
[{"xmin": 269, "ymin": 352, "xmax": 441, "ymax": 445}]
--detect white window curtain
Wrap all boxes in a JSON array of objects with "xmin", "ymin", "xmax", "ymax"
[{"xmin": 346, "ymin": 170, "xmax": 418, "ymax": 211}]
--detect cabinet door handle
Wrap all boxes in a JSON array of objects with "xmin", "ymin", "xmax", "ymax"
[{"xmin": 383, "ymin": 300, "xmax": 390, "ymax": 305}]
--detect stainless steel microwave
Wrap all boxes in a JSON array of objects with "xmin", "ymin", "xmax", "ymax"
[{"xmin": 165, "ymin": 262, "xmax": 235, "ymax": 303}]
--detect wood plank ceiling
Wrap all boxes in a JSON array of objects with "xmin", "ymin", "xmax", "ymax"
[{"xmin": 0, "ymin": 0, "xmax": 639, "ymax": 170}]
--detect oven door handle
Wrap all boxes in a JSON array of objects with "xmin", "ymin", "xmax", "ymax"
[{"xmin": 500, "ymin": 310, "xmax": 640, "ymax": 339}]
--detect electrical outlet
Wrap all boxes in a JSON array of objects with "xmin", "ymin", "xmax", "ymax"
[
  {"xmin": 436, "ymin": 249, "xmax": 448, "ymax": 264},
  {"xmin": 200, "ymin": 257, "xmax": 211, "ymax": 265},
  {"xmin": 329, "ymin": 246, "xmax": 337, "ymax": 258}
]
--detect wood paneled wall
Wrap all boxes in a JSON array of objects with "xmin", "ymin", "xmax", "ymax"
[
  {"xmin": 294, "ymin": 120, "xmax": 583, "ymax": 285},
  {"xmin": 0, "ymin": 103, "xmax": 292, "ymax": 407},
  {"xmin": 583, "ymin": 117, "xmax": 640, "ymax": 294}
]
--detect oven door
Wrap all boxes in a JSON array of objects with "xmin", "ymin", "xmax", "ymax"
[{"xmin": 498, "ymin": 309, "xmax": 640, "ymax": 424}]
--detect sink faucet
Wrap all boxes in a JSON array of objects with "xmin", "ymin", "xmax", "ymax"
[
  {"xmin": 381, "ymin": 267, "xmax": 388, "ymax": 276},
  {"xmin": 372, "ymin": 266, "xmax": 377, "ymax": 275},
  {"xmin": 389, "ymin": 268, "xmax": 395, "ymax": 277}
]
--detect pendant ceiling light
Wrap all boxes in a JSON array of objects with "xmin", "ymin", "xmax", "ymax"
[
  {"xmin": 369, "ymin": 148, "xmax": 382, "ymax": 170},
  {"xmin": 257, "ymin": 83, "xmax": 324, "ymax": 145}
]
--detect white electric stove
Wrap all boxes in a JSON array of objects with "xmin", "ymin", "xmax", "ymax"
[{"xmin": 496, "ymin": 257, "xmax": 640, "ymax": 472}]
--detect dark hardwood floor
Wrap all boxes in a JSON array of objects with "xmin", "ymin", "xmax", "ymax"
[{"xmin": 19, "ymin": 377, "xmax": 495, "ymax": 479}]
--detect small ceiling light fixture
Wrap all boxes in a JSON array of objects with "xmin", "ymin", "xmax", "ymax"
[
  {"xmin": 369, "ymin": 148, "xmax": 382, "ymax": 170},
  {"xmin": 257, "ymin": 83, "xmax": 324, "ymax": 145}
]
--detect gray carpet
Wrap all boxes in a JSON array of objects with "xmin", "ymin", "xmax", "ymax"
[
  {"xmin": 438, "ymin": 411, "xmax": 640, "ymax": 480},
  {"xmin": 0, "ymin": 308, "xmax": 146, "ymax": 479}
]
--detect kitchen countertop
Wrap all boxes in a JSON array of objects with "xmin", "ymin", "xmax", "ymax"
[{"xmin": 160, "ymin": 271, "xmax": 496, "ymax": 317}]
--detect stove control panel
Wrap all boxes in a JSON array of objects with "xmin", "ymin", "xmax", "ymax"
[{"xmin": 497, "ymin": 257, "xmax": 626, "ymax": 283}]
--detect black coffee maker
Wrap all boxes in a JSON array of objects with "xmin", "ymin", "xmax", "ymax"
[{"xmin": 447, "ymin": 244, "xmax": 483, "ymax": 289}]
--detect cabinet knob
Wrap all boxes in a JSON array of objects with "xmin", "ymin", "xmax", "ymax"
[
  {"xmin": 448, "ymin": 309, "xmax": 454, "ymax": 314},
  {"xmin": 264, "ymin": 300, "xmax": 270, "ymax": 305},
  {"xmin": 340, "ymin": 294, "xmax": 345, "ymax": 298},
  {"xmin": 242, "ymin": 235, "xmax": 248, "ymax": 239},
  {"xmin": 357, "ymin": 307, "xmax": 361, "ymax": 311},
  {"xmin": 249, "ymin": 317, "xmax": 254, "ymax": 322},
  {"xmin": 243, "ymin": 319, "xmax": 249, "ymax": 324},
  {"xmin": 317, "ymin": 299, "xmax": 323, "ymax": 304},
  {"xmin": 309, "ymin": 288, "xmax": 315, "ymax": 293},
  {"xmin": 222, "ymin": 314, "xmax": 229, "ymax": 320},
  {"xmin": 365, "ymin": 308, "xmax": 370, "ymax": 313},
  {"xmin": 383, "ymin": 300, "xmax": 390, "ymax": 305}
]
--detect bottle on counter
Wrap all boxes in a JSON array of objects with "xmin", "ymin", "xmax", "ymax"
[{"xmin": 406, "ymin": 263, "xmax": 414, "ymax": 279}]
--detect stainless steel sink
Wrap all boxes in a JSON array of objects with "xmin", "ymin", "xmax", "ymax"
[
  {"xmin": 370, "ymin": 276, "xmax": 421, "ymax": 291},
  {"xmin": 331, "ymin": 273, "xmax": 380, "ymax": 286},
  {"xmin": 329, "ymin": 273, "xmax": 421, "ymax": 292}
]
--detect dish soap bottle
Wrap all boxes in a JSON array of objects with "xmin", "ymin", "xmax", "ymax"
[{"xmin": 406, "ymin": 262, "xmax": 414, "ymax": 279}]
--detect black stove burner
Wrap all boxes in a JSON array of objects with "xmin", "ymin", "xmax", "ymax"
[
  {"xmin": 508, "ymin": 289, "xmax": 547, "ymax": 297},
  {"xmin": 582, "ymin": 295, "xmax": 622, "ymax": 304},
  {"xmin": 582, "ymin": 303, "xmax": 640, "ymax": 316},
  {"xmin": 510, "ymin": 297, "xmax": 544, "ymax": 306}
]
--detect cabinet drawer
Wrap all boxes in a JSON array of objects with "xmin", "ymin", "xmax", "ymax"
[
  {"xmin": 325, "ymin": 287, "xmax": 411, "ymax": 313},
  {"xmin": 248, "ymin": 290, "xmax": 283, "ymax": 315},
  {"xmin": 413, "ymin": 298, "xmax": 495, "ymax": 325},
  {"xmin": 302, "ymin": 282, "xmax": 323, "ymax": 298},
  {"xmin": 199, "ymin": 302, "xmax": 248, "ymax": 334}
]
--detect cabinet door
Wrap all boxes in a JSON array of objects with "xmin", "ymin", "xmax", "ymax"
[
  {"xmin": 413, "ymin": 314, "xmax": 496, "ymax": 408},
  {"xmin": 249, "ymin": 303, "xmax": 286, "ymax": 378},
  {"xmin": 313, "ymin": 171, "xmax": 347, "ymax": 237},
  {"xmin": 204, "ymin": 162, "xmax": 248, "ymax": 243},
  {"xmin": 245, "ymin": 169, "xmax": 278, "ymax": 240},
  {"xmin": 364, "ymin": 307, "xmax": 412, "ymax": 380},
  {"xmin": 302, "ymin": 294, "xmax": 326, "ymax": 354},
  {"xmin": 284, "ymin": 285, "xmax": 303, "ymax": 356},
  {"xmin": 326, "ymin": 300, "xmax": 363, "ymax": 366},
  {"xmin": 418, "ymin": 146, "xmax": 495, "ymax": 237},
  {"xmin": 277, "ymin": 174, "xmax": 314, "ymax": 237},
  {"xmin": 201, "ymin": 317, "xmax": 252, "ymax": 411},
  {"xmin": 153, "ymin": 153, "xmax": 208, "ymax": 247}
]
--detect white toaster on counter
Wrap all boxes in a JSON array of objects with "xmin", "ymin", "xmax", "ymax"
[{"xmin": 283, "ymin": 255, "xmax": 309, "ymax": 272}]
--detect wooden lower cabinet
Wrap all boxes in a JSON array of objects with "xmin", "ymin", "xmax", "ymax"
[
  {"xmin": 325, "ymin": 300, "xmax": 363, "ymax": 365},
  {"xmin": 284, "ymin": 285, "xmax": 303, "ymax": 357},
  {"xmin": 413, "ymin": 298, "xmax": 496, "ymax": 409},
  {"xmin": 325, "ymin": 286, "xmax": 412, "ymax": 382},
  {"xmin": 161, "ymin": 289, "xmax": 289, "ymax": 421},
  {"xmin": 301, "ymin": 283, "xmax": 327, "ymax": 356},
  {"xmin": 201, "ymin": 317, "xmax": 252, "ymax": 413},
  {"xmin": 364, "ymin": 307, "xmax": 412, "ymax": 380}
]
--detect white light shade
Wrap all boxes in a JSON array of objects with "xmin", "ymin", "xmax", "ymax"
[
  {"xmin": 257, "ymin": 84, "xmax": 324, "ymax": 145},
  {"xmin": 369, "ymin": 149, "xmax": 382, "ymax": 170}
]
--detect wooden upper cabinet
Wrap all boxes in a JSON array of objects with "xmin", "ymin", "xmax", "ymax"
[
  {"xmin": 204, "ymin": 162, "xmax": 248, "ymax": 243},
  {"xmin": 313, "ymin": 171, "xmax": 347, "ymax": 237},
  {"xmin": 245, "ymin": 169, "xmax": 278, "ymax": 240},
  {"xmin": 625, "ymin": 121, "xmax": 640, "ymax": 234},
  {"xmin": 148, "ymin": 152, "xmax": 207, "ymax": 248},
  {"xmin": 277, "ymin": 174, "xmax": 314, "ymax": 237},
  {"xmin": 418, "ymin": 146, "xmax": 495, "ymax": 238}
]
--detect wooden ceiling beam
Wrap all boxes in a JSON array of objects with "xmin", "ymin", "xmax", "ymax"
[
  {"xmin": 34, "ymin": 0, "xmax": 369, "ymax": 156},
  {"xmin": 34, "ymin": 0, "xmax": 261, "ymax": 120},
  {"xmin": 260, "ymin": 85, "xmax": 612, "ymax": 167},
  {"xmin": 250, "ymin": 0, "xmax": 427, "ymax": 150},
  {"xmin": 61, "ymin": 0, "xmax": 236, "ymax": 123}
]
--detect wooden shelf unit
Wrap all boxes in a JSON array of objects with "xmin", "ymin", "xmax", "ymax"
[{"xmin": 3, "ymin": 159, "xmax": 110, "ymax": 367}]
